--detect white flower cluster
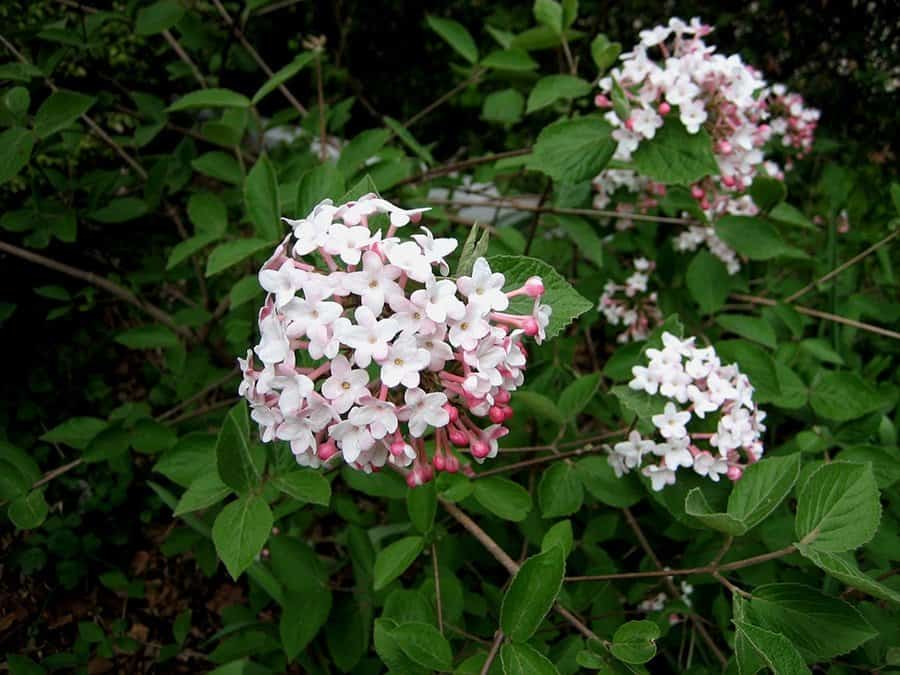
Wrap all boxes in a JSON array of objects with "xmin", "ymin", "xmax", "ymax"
[
  {"xmin": 239, "ymin": 194, "xmax": 551, "ymax": 486},
  {"xmin": 611, "ymin": 332, "xmax": 766, "ymax": 490},
  {"xmin": 592, "ymin": 17, "xmax": 820, "ymax": 272},
  {"xmin": 598, "ymin": 257, "xmax": 662, "ymax": 343}
]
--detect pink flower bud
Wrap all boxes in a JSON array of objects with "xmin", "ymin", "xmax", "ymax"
[
  {"xmin": 727, "ymin": 466, "xmax": 743, "ymax": 481},
  {"xmin": 658, "ymin": 102, "xmax": 671, "ymax": 115},
  {"xmin": 471, "ymin": 440, "xmax": 491, "ymax": 459},
  {"xmin": 390, "ymin": 440, "xmax": 407, "ymax": 457},
  {"xmin": 502, "ymin": 406, "xmax": 515, "ymax": 421},
  {"xmin": 722, "ymin": 175, "xmax": 736, "ymax": 187},
  {"xmin": 717, "ymin": 140, "xmax": 732, "ymax": 154},
  {"xmin": 449, "ymin": 429, "xmax": 469, "ymax": 447},
  {"xmin": 700, "ymin": 198, "xmax": 710, "ymax": 210},
  {"xmin": 406, "ymin": 472, "xmax": 421, "ymax": 488},
  {"xmin": 489, "ymin": 406, "xmax": 506, "ymax": 424},
  {"xmin": 594, "ymin": 94, "xmax": 612, "ymax": 108},
  {"xmin": 443, "ymin": 403, "xmax": 459, "ymax": 422},
  {"xmin": 433, "ymin": 454, "xmax": 446, "ymax": 471},
  {"xmin": 318, "ymin": 441, "xmax": 337, "ymax": 460},
  {"xmin": 523, "ymin": 317, "xmax": 539, "ymax": 337},
  {"xmin": 494, "ymin": 389, "xmax": 510, "ymax": 404},
  {"xmin": 524, "ymin": 276, "xmax": 545, "ymax": 298},
  {"xmin": 445, "ymin": 455, "xmax": 460, "ymax": 473},
  {"xmin": 624, "ymin": 117, "xmax": 635, "ymax": 131},
  {"xmin": 691, "ymin": 186, "xmax": 705, "ymax": 200}
]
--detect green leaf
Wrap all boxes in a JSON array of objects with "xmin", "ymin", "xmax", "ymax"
[
  {"xmin": 809, "ymin": 371, "xmax": 883, "ymax": 422},
  {"xmin": 715, "ymin": 216, "xmax": 805, "ymax": 261},
  {"xmin": 482, "ymin": 89, "xmax": 525, "ymax": 124},
  {"xmin": 716, "ymin": 314, "xmax": 777, "ymax": 348},
  {"xmin": 482, "ymin": 48, "xmax": 539, "ymax": 71},
  {"xmin": 90, "ymin": 197, "xmax": 148, "ymax": 223},
  {"xmin": 8, "ymin": 490, "xmax": 49, "ymax": 530},
  {"xmin": 41, "ymin": 417, "xmax": 107, "ymax": 450},
  {"xmin": 837, "ymin": 445, "xmax": 900, "ymax": 488},
  {"xmin": 769, "ymin": 202, "xmax": 815, "ymax": 229},
  {"xmin": 115, "ymin": 325, "xmax": 179, "ymax": 349},
  {"xmin": 406, "ymin": 481, "xmax": 437, "ymax": 534},
  {"xmin": 746, "ymin": 583, "xmax": 878, "ymax": 661},
  {"xmin": 5, "ymin": 654, "xmax": 45, "ymax": 675},
  {"xmin": 577, "ymin": 455, "xmax": 643, "ymax": 507},
  {"xmin": 271, "ymin": 470, "xmax": 331, "ymax": 506},
  {"xmin": 796, "ymin": 543, "xmax": 900, "ymax": 603},
  {"xmin": 487, "ymin": 254, "xmax": 593, "ymax": 340},
  {"xmin": 244, "ymin": 155, "xmax": 281, "ymax": 241},
  {"xmin": 474, "ymin": 477, "xmax": 533, "ymax": 522},
  {"xmin": 166, "ymin": 233, "xmax": 219, "ymax": 270},
  {"xmin": 0, "ymin": 127, "xmax": 35, "ymax": 184},
  {"xmin": 281, "ymin": 585, "xmax": 331, "ymax": 660},
  {"xmin": 252, "ymin": 52, "xmax": 314, "ymax": 104},
  {"xmin": 373, "ymin": 536, "xmax": 424, "ymax": 591},
  {"xmin": 338, "ymin": 129, "xmax": 390, "ymax": 176},
  {"xmin": 552, "ymin": 214, "xmax": 604, "ymax": 268},
  {"xmin": 0, "ymin": 443, "xmax": 39, "ymax": 501},
  {"xmin": 733, "ymin": 619, "xmax": 811, "ymax": 675},
  {"xmin": 610, "ymin": 620, "xmax": 660, "ymax": 665},
  {"xmin": 34, "ymin": 90, "xmax": 95, "ymax": 139},
  {"xmin": 727, "ymin": 453, "xmax": 801, "ymax": 531},
  {"xmin": 684, "ymin": 489, "xmax": 745, "ymax": 535},
  {"xmin": 526, "ymin": 75, "xmax": 592, "ymax": 113},
  {"xmin": 526, "ymin": 116, "xmax": 616, "ymax": 183},
  {"xmin": 559, "ymin": 373, "xmax": 600, "ymax": 420},
  {"xmin": 174, "ymin": 472, "xmax": 231, "ymax": 515},
  {"xmin": 296, "ymin": 163, "xmax": 346, "ymax": 219},
  {"xmin": 135, "ymin": 0, "xmax": 184, "ymax": 35},
  {"xmin": 339, "ymin": 173, "xmax": 379, "ymax": 203},
  {"xmin": 383, "ymin": 115, "xmax": 434, "ymax": 165},
  {"xmin": 216, "ymin": 401, "xmax": 265, "ymax": 495},
  {"xmin": 154, "ymin": 432, "xmax": 216, "ymax": 488},
  {"xmin": 187, "ymin": 192, "xmax": 228, "ymax": 236},
  {"xmin": 750, "ymin": 176, "xmax": 787, "ymax": 212},
  {"xmin": 715, "ymin": 340, "xmax": 781, "ymax": 404},
  {"xmin": 212, "ymin": 495, "xmax": 273, "ymax": 579},
  {"xmin": 457, "ymin": 224, "xmax": 491, "ymax": 277},
  {"xmin": 514, "ymin": 391, "xmax": 565, "ymax": 425},
  {"xmin": 533, "ymin": 0, "xmax": 564, "ymax": 34},
  {"xmin": 631, "ymin": 118, "xmax": 718, "ymax": 185},
  {"xmin": 590, "ymin": 34, "xmax": 621, "ymax": 74},
  {"xmin": 687, "ymin": 250, "xmax": 731, "ymax": 313},
  {"xmin": 512, "ymin": 26, "xmax": 584, "ymax": 51},
  {"xmin": 167, "ymin": 88, "xmax": 250, "ymax": 112},
  {"xmin": 205, "ymin": 238, "xmax": 271, "ymax": 276},
  {"xmin": 501, "ymin": 546, "xmax": 565, "ymax": 642},
  {"xmin": 541, "ymin": 520, "xmax": 574, "ymax": 557},
  {"xmin": 538, "ymin": 462, "xmax": 584, "ymax": 518},
  {"xmin": 500, "ymin": 643, "xmax": 560, "ymax": 675},
  {"xmin": 391, "ymin": 622, "xmax": 453, "ymax": 671},
  {"xmin": 191, "ymin": 151, "xmax": 243, "ymax": 184},
  {"xmin": 425, "ymin": 16, "xmax": 478, "ymax": 64},
  {"xmin": 795, "ymin": 461, "xmax": 881, "ymax": 552}
]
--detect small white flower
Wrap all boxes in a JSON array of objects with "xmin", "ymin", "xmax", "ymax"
[
  {"xmin": 325, "ymin": 223, "xmax": 373, "ymax": 265},
  {"xmin": 340, "ymin": 306, "xmax": 401, "ymax": 367},
  {"xmin": 259, "ymin": 261, "xmax": 307, "ymax": 308},
  {"xmin": 400, "ymin": 387, "xmax": 450, "ymax": 437},
  {"xmin": 380, "ymin": 334, "xmax": 430, "ymax": 388},
  {"xmin": 693, "ymin": 451, "xmax": 728, "ymax": 481},
  {"xmin": 457, "ymin": 258, "xmax": 509, "ymax": 313},
  {"xmin": 643, "ymin": 464, "xmax": 677, "ymax": 491},
  {"xmin": 321, "ymin": 355, "xmax": 369, "ymax": 414},
  {"xmin": 343, "ymin": 250, "xmax": 402, "ymax": 315},
  {"xmin": 329, "ymin": 420, "xmax": 375, "ymax": 463},
  {"xmin": 349, "ymin": 398, "xmax": 398, "ymax": 440},
  {"xmin": 412, "ymin": 226, "xmax": 457, "ymax": 274},
  {"xmin": 385, "ymin": 240, "xmax": 433, "ymax": 283},
  {"xmin": 411, "ymin": 278, "xmax": 466, "ymax": 323},
  {"xmin": 652, "ymin": 402, "xmax": 691, "ymax": 439}
]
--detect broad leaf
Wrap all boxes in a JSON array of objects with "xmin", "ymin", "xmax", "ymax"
[
  {"xmin": 215, "ymin": 401, "xmax": 265, "ymax": 494},
  {"xmin": 373, "ymin": 536, "xmax": 424, "ymax": 590},
  {"xmin": 425, "ymin": 16, "xmax": 478, "ymax": 64},
  {"xmin": 473, "ymin": 477, "xmax": 533, "ymax": 522},
  {"xmin": 244, "ymin": 155, "xmax": 281, "ymax": 241},
  {"xmin": 632, "ymin": 118, "xmax": 718, "ymax": 185},
  {"xmin": 34, "ymin": 90, "xmax": 95, "ymax": 139},
  {"xmin": 527, "ymin": 116, "xmax": 616, "ymax": 183},
  {"xmin": 500, "ymin": 546, "xmax": 565, "ymax": 642},
  {"xmin": 212, "ymin": 495, "xmax": 274, "ymax": 579}
]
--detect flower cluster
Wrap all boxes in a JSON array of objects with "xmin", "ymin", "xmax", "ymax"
[
  {"xmin": 598, "ymin": 257, "xmax": 663, "ymax": 343},
  {"xmin": 238, "ymin": 194, "xmax": 551, "ymax": 486},
  {"xmin": 592, "ymin": 17, "xmax": 819, "ymax": 272},
  {"xmin": 611, "ymin": 332, "xmax": 765, "ymax": 490}
]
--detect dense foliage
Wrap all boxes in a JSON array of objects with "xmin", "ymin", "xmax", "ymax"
[{"xmin": 1, "ymin": 1, "xmax": 898, "ymax": 674}]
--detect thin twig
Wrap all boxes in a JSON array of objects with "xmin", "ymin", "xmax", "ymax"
[
  {"xmin": 404, "ymin": 68, "xmax": 485, "ymax": 129},
  {"xmin": 165, "ymin": 397, "xmax": 239, "ymax": 425},
  {"xmin": 731, "ymin": 293, "xmax": 900, "ymax": 340},
  {"xmin": 432, "ymin": 544, "xmax": 444, "ymax": 636},
  {"xmin": 713, "ymin": 572, "xmax": 752, "ymax": 599},
  {"xmin": 209, "ymin": 0, "xmax": 308, "ymax": 117},
  {"xmin": 622, "ymin": 508, "xmax": 728, "ymax": 667},
  {"xmin": 480, "ymin": 630, "xmax": 504, "ymax": 675},
  {"xmin": 156, "ymin": 368, "xmax": 240, "ymax": 421},
  {"xmin": 395, "ymin": 148, "xmax": 533, "ymax": 187},
  {"xmin": 33, "ymin": 459, "xmax": 83, "ymax": 489},
  {"xmin": 161, "ymin": 29, "xmax": 208, "ymax": 88},
  {"xmin": 0, "ymin": 240, "xmax": 191, "ymax": 339},
  {"xmin": 472, "ymin": 438, "xmax": 624, "ymax": 479},
  {"xmin": 428, "ymin": 197, "xmax": 695, "ymax": 225},
  {"xmin": 315, "ymin": 52, "xmax": 327, "ymax": 162},
  {"xmin": 785, "ymin": 228, "xmax": 899, "ymax": 303}
]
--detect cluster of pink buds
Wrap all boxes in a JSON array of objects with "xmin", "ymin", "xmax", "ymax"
[
  {"xmin": 612, "ymin": 332, "xmax": 766, "ymax": 490},
  {"xmin": 238, "ymin": 194, "xmax": 551, "ymax": 486},
  {"xmin": 598, "ymin": 257, "xmax": 662, "ymax": 343},
  {"xmin": 592, "ymin": 17, "xmax": 819, "ymax": 272}
]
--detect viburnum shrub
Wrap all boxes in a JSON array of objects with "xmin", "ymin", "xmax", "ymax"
[
  {"xmin": 240, "ymin": 194, "xmax": 550, "ymax": 483},
  {"xmin": 2, "ymin": 3, "xmax": 898, "ymax": 674}
]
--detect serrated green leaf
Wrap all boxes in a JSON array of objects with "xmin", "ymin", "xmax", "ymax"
[
  {"xmin": 8, "ymin": 490, "xmax": 49, "ymax": 530},
  {"xmin": 501, "ymin": 545, "xmax": 565, "ymax": 642},
  {"xmin": 538, "ymin": 462, "xmax": 584, "ymax": 518},
  {"xmin": 482, "ymin": 48, "xmax": 539, "ymax": 71},
  {"xmin": 796, "ymin": 543, "xmax": 900, "ymax": 603},
  {"xmin": 795, "ymin": 461, "xmax": 881, "ymax": 552},
  {"xmin": 500, "ymin": 642, "xmax": 559, "ymax": 675},
  {"xmin": 244, "ymin": 155, "xmax": 281, "ymax": 241},
  {"xmin": 526, "ymin": 116, "xmax": 615, "ymax": 183},
  {"xmin": 809, "ymin": 371, "xmax": 883, "ymax": 422},
  {"xmin": 205, "ymin": 238, "xmax": 271, "ymax": 276},
  {"xmin": 391, "ymin": 622, "xmax": 453, "ymax": 671},
  {"xmin": 34, "ymin": 90, "xmax": 95, "ymax": 139},
  {"xmin": 733, "ymin": 619, "xmax": 810, "ymax": 675},
  {"xmin": 526, "ymin": 75, "xmax": 592, "ymax": 113},
  {"xmin": 212, "ymin": 495, "xmax": 273, "ymax": 579},
  {"xmin": 0, "ymin": 127, "xmax": 35, "ymax": 184},
  {"xmin": 174, "ymin": 472, "xmax": 231, "ymax": 515},
  {"xmin": 135, "ymin": 0, "xmax": 184, "ymax": 35},
  {"xmin": 252, "ymin": 52, "xmax": 314, "ymax": 105},
  {"xmin": 687, "ymin": 249, "xmax": 732, "ymax": 312},
  {"xmin": 296, "ymin": 163, "xmax": 346, "ymax": 219},
  {"xmin": 632, "ymin": 118, "xmax": 718, "ymax": 185},
  {"xmin": 272, "ymin": 470, "xmax": 331, "ymax": 506},
  {"xmin": 611, "ymin": 620, "xmax": 660, "ymax": 665}
]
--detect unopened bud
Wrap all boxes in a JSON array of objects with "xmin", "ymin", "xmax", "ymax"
[{"xmin": 524, "ymin": 276, "xmax": 544, "ymax": 298}]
